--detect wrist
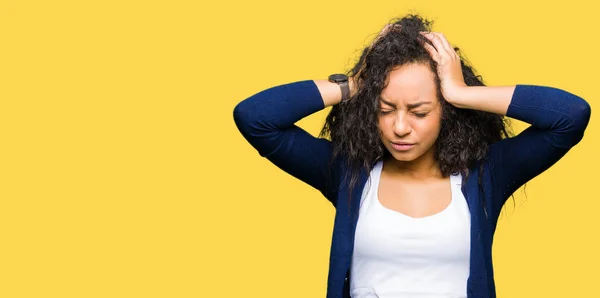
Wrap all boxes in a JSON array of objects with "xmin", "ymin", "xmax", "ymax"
[
  {"xmin": 444, "ymin": 85, "xmax": 515, "ymax": 115},
  {"xmin": 444, "ymin": 85, "xmax": 469, "ymax": 107}
]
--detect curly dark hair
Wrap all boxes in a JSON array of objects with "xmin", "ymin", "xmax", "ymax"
[{"xmin": 318, "ymin": 13, "xmax": 514, "ymax": 214}]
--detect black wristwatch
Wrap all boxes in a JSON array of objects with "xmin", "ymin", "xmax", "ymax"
[{"xmin": 328, "ymin": 73, "xmax": 350, "ymax": 103}]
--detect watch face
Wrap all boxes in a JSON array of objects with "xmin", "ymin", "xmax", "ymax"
[{"xmin": 329, "ymin": 73, "xmax": 348, "ymax": 83}]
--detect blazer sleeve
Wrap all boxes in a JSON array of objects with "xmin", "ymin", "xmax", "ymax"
[
  {"xmin": 233, "ymin": 80, "xmax": 338, "ymax": 205},
  {"xmin": 487, "ymin": 84, "xmax": 591, "ymax": 212}
]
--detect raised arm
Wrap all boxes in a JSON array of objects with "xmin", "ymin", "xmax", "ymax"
[
  {"xmin": 233, "ymin": 79, "xmax": 353, "ymax": 205},
  {"xmin": 420, "ymin": 31, "xmax": 592, "ymax": 216},
  {"xmin": 487, "ymin": 85, "xmax": 590, "ymax": 209},
  {"xmin": 449, "ymin": 84, "xmax": 591, "ymax": 215}
]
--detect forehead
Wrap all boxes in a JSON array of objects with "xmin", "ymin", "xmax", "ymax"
[{"xmin": 380, "ymin": 63, "xmax": 437, "ymax": 103}]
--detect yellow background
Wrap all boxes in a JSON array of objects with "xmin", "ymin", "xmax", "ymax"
[{"xmin": 1, "ymin": 0, "xmax": 598, "ymax": 297}]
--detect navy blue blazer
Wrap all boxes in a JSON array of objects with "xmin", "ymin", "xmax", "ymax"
[{"xmin": 233, "ymin": 80, "xmax": 591, "ymax": 297}]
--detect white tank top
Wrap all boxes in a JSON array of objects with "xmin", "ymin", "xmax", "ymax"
[{"xmin": 350, "ymin": 160, "xmax": 471, "ymax": 298}]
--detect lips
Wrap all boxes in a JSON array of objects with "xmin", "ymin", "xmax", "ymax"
[{"xmin": 391, "ymin": 142, "xmax": 415, "ymax": 151}]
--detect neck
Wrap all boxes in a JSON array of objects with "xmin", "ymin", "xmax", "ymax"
[{"xmin": 383, "ymin": 149, "xmax": 442, "ymax": 180}]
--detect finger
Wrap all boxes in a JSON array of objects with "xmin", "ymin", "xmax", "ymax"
[
  {"xmin": 389, "ymin": 23, "xmax": 401, "ymax": 32},
  {"xmin": 429, "ymin": 32, "xmax": 459, "ymax": 61},
  {"xmin": 440, "ymin": 33, "xmax": 460, "ymax": 60},
  {"xmin": 380, "ymin": 24, "xmax": 392, "ymax": 36},
  {"xmin": 420, "ymin": 32, "xmax": 442, "ymax": 51},
  {"xmin": 376, "ymin": 24, "xmax": 392, "ymax": 40},
  {"xmin": 431, "ymin": 33, "xmax": 453, "ymax": 55},
  {"xmin": 427, "ymin": 33, "xmax": 452, "ymax": 62},
  {"xmin": 421, "ymin": 39, "xmax": 441, "ymax": 63},
  {"xmin": 422, "ymin": 32, "xmax": 454, "ymax": 63},
  {"xmin": 419, "ymin": 32, "xmax": 442, "ymax": 62}
]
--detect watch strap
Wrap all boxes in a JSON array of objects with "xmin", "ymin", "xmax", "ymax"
[{"xmin": 339, "ymin": 81, "xmax": 350, "ymax": 102}]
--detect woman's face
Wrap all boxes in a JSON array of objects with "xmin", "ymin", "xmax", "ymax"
[{"xmin": 378, "ymin": 62, "xmax": 442, "ymax": 162}]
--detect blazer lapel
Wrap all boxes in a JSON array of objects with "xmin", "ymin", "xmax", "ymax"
[{"xmin": 462, "ymin": 170, "xmax": 490, "ymax": 297}]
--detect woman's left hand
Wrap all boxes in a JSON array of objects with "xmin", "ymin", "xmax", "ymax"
[{"xmin": 420, "ymin": 32, "xmax": 467, "ymax": 104}]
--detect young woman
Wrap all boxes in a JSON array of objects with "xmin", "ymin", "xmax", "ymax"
[{"xmin": 233, "ymin": 14, "xmax": 591, "ymax": 298}]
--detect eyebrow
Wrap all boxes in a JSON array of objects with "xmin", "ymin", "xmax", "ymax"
[{"xmin": 379, "ymin": 97, "xmax": 432, "ymax": 109}]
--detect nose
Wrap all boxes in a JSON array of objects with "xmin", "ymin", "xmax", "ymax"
[{"xmin": 393, "ymin": 114, "xmax": 411, "ymax": 137}]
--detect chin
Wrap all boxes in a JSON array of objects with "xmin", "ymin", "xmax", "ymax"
[
  {"xmin": 386, "ymin": 148, "xmax": 420, "ymax": 162},
  {"xmin": 390, "ymin": 154, "xmax": 418, "ymax": 162}
]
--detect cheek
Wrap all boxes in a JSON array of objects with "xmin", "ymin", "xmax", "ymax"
[
  {"xmin": 417, "ymin": 115, "xmax": 442, "ymax": 135},
  {"xmin": 377, "ymin": 117, "xmax": 393, "ymax": 136}
]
